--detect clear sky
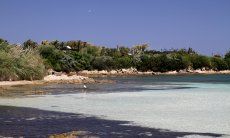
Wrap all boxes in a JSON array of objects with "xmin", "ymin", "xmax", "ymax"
[{"xmin": 0, "ymin": 0, "xmax": 230, "ymax": 55}]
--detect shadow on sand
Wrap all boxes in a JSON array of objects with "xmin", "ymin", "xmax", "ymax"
[{"xmin": 0, "ymin": 105, "xmax": 224, "ymax": 138}]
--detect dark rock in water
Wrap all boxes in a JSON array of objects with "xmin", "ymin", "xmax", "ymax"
[{"xmin": 0, "ymin": 105, "xmax": 224, "ymax": 138}]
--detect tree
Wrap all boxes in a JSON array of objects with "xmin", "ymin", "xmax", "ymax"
[
  {"xmin": 211, "ymin": 57, "xmax": 228, "ymax": 71},
  {"xmin": 69, "ymin": 52, "xmax": 93, "ymax": 71},
  {"xmin": 118, "ymin": 46, "xmax": 130, "ymax": 56},
  {"xmin": 132, "ymin": 44, "xmax": 149, "ymax": 55},
  {"xmin": 224, "ymin": 51, "xmax": 230, "ymax": 69},
  {"xmin": 49, "ymin": 40, "xmax": 65, "ymax": 50},
  {"xmin": 23, "ymin": 39, "xmax": 38, "ymax": 49},
  {"xmin": 100, "ymin": 47, "xmax": 121, "ymax": 57},
  {"xmin": 41, "ymin": 40, "xmax": 49, "ymax": 45},
  {"xmin": 135, "ymin": 54, "xmax": 151, "ymax": 71},
  {"xmin": 83, "ymin": 45, "xmax": 101, "ymax": 56},
  {"xmin": 38, "ymin": 45, "xmax": 65, "ymax": 71},
  {"xmin": 148, "ymin": 54, "xmax": 171, "ymax": 72},
  {"xmin": 168, "ymin": 53, "xmax": 191, "ymax": 71},
  {"xmin": 0, "ymin": 38, "xmax": 8, "ymax": 44},
  {"xmin": 66, "ymin": 40, "xmax": 88, "ymax": 51},
  {"xmin": 187, "ymin": 47, "xmax": 196, "ymax": 54},
  {"xmin": 92, "ymin": 56, "xmax": 115, "ymax": 70},
  {"xmin": 0, "ymin": 40, "xmax": 11, "ymax": 52},
  {"xmin": 0, "ymin": 45, "xmax": 45, "ymax": 81},
  {"xmin": 224, "ymin": 51, "xmax": 230, "ymax": 59},
  {"xmin": 114, "ymin": 56, "xmax": 133, "ymax": 69},
  {"xmin": 190, "ymin": 55, "xmax": 211, "ymax": 70}
]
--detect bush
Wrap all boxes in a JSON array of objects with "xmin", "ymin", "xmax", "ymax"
[
  {"xmin": 0, "ymin": 50, "xmax": 17, "ymax": 80},
  {"xmin": 0, "ymin": 40, "xmax": 11, "ymax": 52},
  {"xmin": 190, "ymin": 55, "xmax": 211, "ymax": 70},
  {"xmin": 168, "ymin": 54, "xmax": 191, "ymax": 71},
  {"xmin": 38, "ymin": 45, "xmax": 65, "ymax": 71},
  {"xmin": 211, "ymin": 57, "xmax": 228, "ymax": 71},
  {"xmin": 148, "ymin": 54, "xmax": 170, "ymax": 72},
  {"xmin": 23, "ymin": 39, "xmax": 38, "ymax": 49},
  {"xmin": 135, "ymin": 54, "xmax": 150, "ymax": 71},
  {"xmin": 14, "ymin": 49, "xmax": 46, "ymax": 80},
  {"xmin": 224, "ymin": 51, "xmax": 230, "ymax": 69},
  {"xmin": 0, "ymin": 46, "xmax": 46, "ymax": 81},
  {"xmin": 224, "ymin": 51, "xmax": 230, "ymax": 59},
  {"xmin": 69, "ymin": 52, "xmax": 93, "ymax": 71},
  {"xmin": 114, "ymin": 56, "xmax": 133, "ymax": 69},
  {"xmin": 83, "ymin": 46, "xmax": 101, "ymax": 56},
  {"xmin": 225, "ymin": 58, "xmax": 230, "ymax": 69},
  {"xmin": 92, "ymin": 56, "xmax": 115, "ymax": 70}
]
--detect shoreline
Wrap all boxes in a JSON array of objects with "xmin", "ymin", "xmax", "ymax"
[
  {"xmin": 78, "ymin": 69, "xmax": 230, "ymax": 76},
  {"xmin": 0, "ymin": 70, "xmax": 230, "ymax": 87},
  {"xmin": 0, "ymin": 74, "xmax": 95, "ymax": 89}
]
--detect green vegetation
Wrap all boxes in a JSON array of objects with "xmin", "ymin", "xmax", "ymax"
[
  {"xmin": 0, "ymin": 39, "xmax": 45, "ymax": 81},
  {"xmin": 0, "ymin": 38, "xmax": 230, "ymax": 81}
]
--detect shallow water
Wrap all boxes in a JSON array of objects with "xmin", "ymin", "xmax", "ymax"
[{"xmin": 0, "ymin": 74, "xmax": 230, "ymax": 136}]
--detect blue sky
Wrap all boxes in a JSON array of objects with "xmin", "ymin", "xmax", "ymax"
[{"xmin": 0, "ymin": 0, "xmax": 230, "ymax": 55}]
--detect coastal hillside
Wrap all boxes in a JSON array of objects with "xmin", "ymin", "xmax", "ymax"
[{"xmin": 0, "ymin": 38, "xmax": 230, "ymax": 81}]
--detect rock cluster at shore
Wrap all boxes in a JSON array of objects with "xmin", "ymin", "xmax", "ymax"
[
  {"xmin": 78, "ymin": 68, "xmax": 154, "ymax": 76},
  {"xmin": 78, "ymin": 68, "xmax": 230, "ymax": 76},
  {"xmin": 0, "ymin": 74, "xmax": 95, "ymax": 87},
  {"xmin": 48, "ymin": 130, "xmax": 93, "ymax": 138},
  {"xmin": 43, "ymin": 74, "xmax": 95, "ymax": 84}
]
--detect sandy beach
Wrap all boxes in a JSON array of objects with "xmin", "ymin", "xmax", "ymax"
[{"xmin": 0, "ymin": 74, "xmax": 94, "ymax": 87}]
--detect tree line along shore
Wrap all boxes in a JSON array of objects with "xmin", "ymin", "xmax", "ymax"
[{"xmin": 0, "ymin": 38, "xmax": 230, "ymax": 81}]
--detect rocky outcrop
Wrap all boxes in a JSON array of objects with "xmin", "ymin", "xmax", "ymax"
[
  {"xmin": 43, "ymin": 74, "xmax": 95, "ymax": 84},
  {"xmin": 78, "ymin": 68, "xmax": 230, "ymax": 76},
  {"xmin": 48, "ymin": 130, "xmax": 93, "ymax": 138},
  {"xmin": 78, "ymin": 68, "xmax": 154, "ymax": 76}
]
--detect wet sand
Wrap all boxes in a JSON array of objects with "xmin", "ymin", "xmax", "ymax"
[{"xmin": 0, "ymin": 105, "xmax": 224, "ymax": 138}]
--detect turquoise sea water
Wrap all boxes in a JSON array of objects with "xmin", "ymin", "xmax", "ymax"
[{"xmin": 0, "ymin": 74, "xmax": 230, "ymax": 137}]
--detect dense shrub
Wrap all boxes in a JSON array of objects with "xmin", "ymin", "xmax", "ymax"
[
  {"xmin": 211, "ymin": 57, "xmax": 228, "ymax": 70},
  {"xmin": 224, "ymin": 51, "xmax": 230, "ymax": 69},
  {"xmin": 0, "ymin": 45, "xmax": 46, "ymax": 81},
  {"xmin": 23, "ymin": 39, "xmax": 38, "ymax": 49},
  {"xmin": 92, "ymin": 56, "xmax": 115, "ymax": 70},
  {"xmin": 136, "ymin": 54, "xmax": 150, "ymax": 71},
  {"xmin": 0, "ymin": 50, "xmax": 16, "ymax": 80},
  {"xmin": 190, "ymin": 55, "xmax": 211, "ymax": 70},
  {"xmin": 38, "ymin": 45, "xmax": 65, "ymax": 71},
  {"xmin": 225, "ymin": 58, "xmax": 230, "ymax": 69},
  {"xmin": 224, "ymin": 51, "xmax": 230, "ymax": 59},
  {"xmin": 14, "ymin": 48, "xmax": 46, "ymax": 80},
  {"xmin": 167, "ymin": 54, "xmax": 191, "ymax": 71},
  {"xmin": 114, "ymin": 56, "xmax": 133, "ymax": 69},
  {"xmin": 69, "ymin": 52, "xmax": 93, "ymax": 71},
  {"xmin": 148, "ymin": 54, "xmax": 170, "ymax": 72}
]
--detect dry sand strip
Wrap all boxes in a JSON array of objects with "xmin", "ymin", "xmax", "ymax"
[
  {"xmin": 0, "ymin": 80, "xmax": 40, "ymax": 86},
  {"xmin": 0, "ymin": 75, "xmax": 94, "ymax": 87}
]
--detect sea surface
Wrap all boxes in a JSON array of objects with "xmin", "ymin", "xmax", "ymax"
[{"xmin": 0, "ymin": 74, "xmax": 230, "ymax": 137}]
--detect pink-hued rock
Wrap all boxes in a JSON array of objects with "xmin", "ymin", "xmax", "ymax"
[{"xmin": 43, "ymin": 74, "xmax": 95, "ymax": 83}]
